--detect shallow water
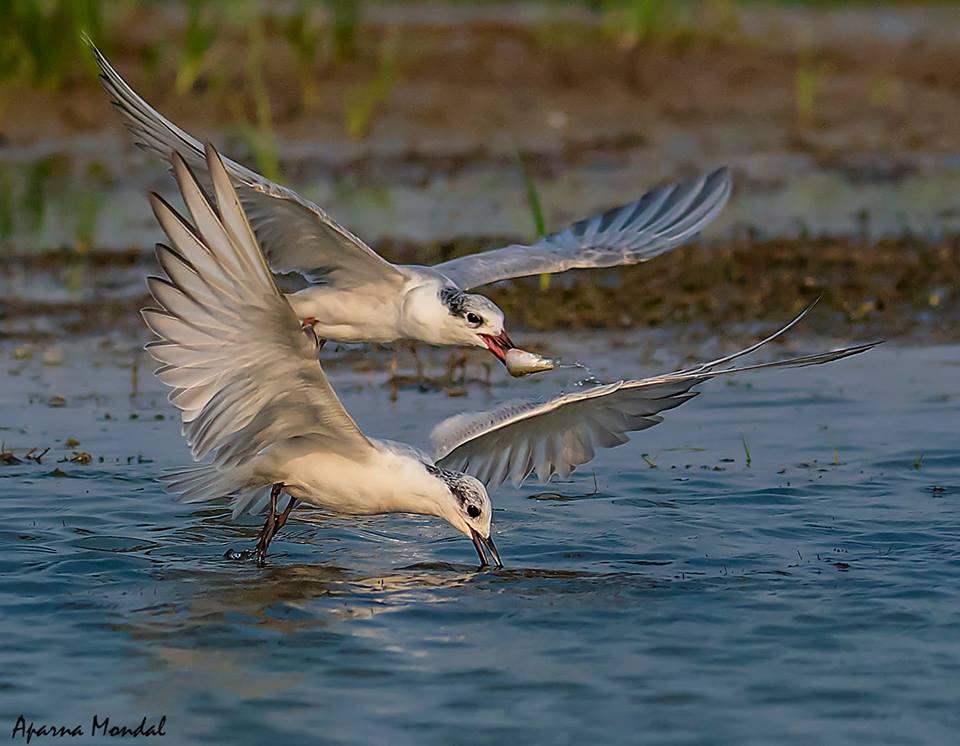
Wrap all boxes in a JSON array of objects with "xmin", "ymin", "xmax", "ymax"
[{"xmin": 1, "ymin": 337, "xmax": 958, "ymax": 744}]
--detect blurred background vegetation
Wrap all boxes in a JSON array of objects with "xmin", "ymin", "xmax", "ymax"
[
  {"xmin": 0, "ymin": 0, "xmax": 759, "ymax": 143},
  {"xmin": 2, "ymin": 0, "xmax": 951, "ymax": 151}
]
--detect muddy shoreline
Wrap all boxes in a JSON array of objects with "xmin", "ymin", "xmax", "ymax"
[{"xmin": 3, "ymin": 236, "xmax": 957, "ymax": 345}]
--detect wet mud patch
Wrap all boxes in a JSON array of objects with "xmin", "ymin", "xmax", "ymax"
[{"xmin": 3, "ymin": 237, "xmax": 957, "ymax": 345}]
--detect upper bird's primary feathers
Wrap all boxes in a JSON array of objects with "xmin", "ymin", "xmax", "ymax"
[
  {"xmin": 432, "ymin": 166, "xmax": 732, "ymax": 290},
  {"xmin": 144, "ymin": 142, "xmax": 876, "ymax": 566},
  {"xmin": 92, "ymin": 41, "xmax": 731, "ymax": 367},
  {"xmin": 93, "ymin": 42, "xmax": 402, "ymax": 292}
]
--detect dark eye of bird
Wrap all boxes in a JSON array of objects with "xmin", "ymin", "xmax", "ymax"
[
  {"xmin": 467, "ymin": 505, "xmax": 481, "ymax": 518},
  {"xmin": 466, "ymin": 312, "xmax": 483, "ymax": 327}
]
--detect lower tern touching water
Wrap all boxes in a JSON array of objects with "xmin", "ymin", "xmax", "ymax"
[{"xmin": 146, "ymin": 144, "xmax": 878, "ymax": 567}]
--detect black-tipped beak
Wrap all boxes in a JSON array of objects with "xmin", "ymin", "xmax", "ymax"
[
  {"xmin": 470, "ymin": 528, "xmax": 503, "ymax": 569},
  {"xmin": 479, "ymin": 330, "xmax": 516, "ymax": 365}
]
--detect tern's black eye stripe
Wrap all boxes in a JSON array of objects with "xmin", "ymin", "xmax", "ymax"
[
  {"xmin": 467, "ymin": 505, "xmax": 481, "ymax": 518},
  {"xmin": 439, "ymin": 286, "xmax": 468, "ymax": 317}
]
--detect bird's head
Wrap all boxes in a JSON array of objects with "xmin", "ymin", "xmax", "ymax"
[
  {"xmin": 437, "ymin": 287, "xmax": 515, "ymax": 364},
  {"xmin": 427, "ymin": 465, "xmax": 501, "ymax": 568}
]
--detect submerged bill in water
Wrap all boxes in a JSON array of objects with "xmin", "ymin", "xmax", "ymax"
[{"xmin": 505, "ymin": 348, "xmax": 557, "ymax": 377}]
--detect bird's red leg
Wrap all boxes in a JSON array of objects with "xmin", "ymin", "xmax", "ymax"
[
  {"xmin": 254, "ymin": 483, "xmax": 284, "ymax": 566},
  {"xmin": 408, "ymin": 342, "xmax": 424, "ymax": 380},
  {"xmin": 300, "ymin": 318, "xmax": 327, "ymax": 350},
  {"xmin": 271, "ymin": 496, "xmax": 300, "ymax": 537}
]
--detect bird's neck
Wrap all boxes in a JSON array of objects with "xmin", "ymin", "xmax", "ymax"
[
  {"xmin": 396, "ymin": 280, "xmax": 452, "ymax": 346},
  {"xmin": 368, "ymin": 443, "xmax": 451, "ymax": 518}
]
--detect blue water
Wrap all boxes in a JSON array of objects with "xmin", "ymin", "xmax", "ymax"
[{"xmin": 1, "ymin": 336, "xmax": 958, "ymax": 744}]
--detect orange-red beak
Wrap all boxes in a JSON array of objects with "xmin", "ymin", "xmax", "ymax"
[{"xmin": 479, "ymin": 330, "xmax": 515, "ymax": 364}]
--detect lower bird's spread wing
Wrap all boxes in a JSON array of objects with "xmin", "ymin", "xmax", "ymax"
[
  {"xmin": 432, "ymin": 167, "xmax": 731, "ymax": 290},
  {"xmin": 433, "ymin": 311, "xmax": 879, "ymax": 489},
  {"xmin": 92, "ymin": 41, "xmax": 403, "ymax": 291},
  {"xmin": 144, "ymin": 143, "xmax": 375, "ymax": 467},
  {"xmin": 433, "ymin": 380, "xmax": 700, "ymax": 488}
]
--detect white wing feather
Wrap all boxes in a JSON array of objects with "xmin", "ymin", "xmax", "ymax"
[
  {"xmin": 434, "ymin": 167, "xmax": 732, "ymax": 290},
  {"xmin": 91, "ymin": 41, "xmax": 403, "ymax": 290},
  {"xmin": 144, "ymin": 143, "xmax": 375, "ymax": 469},
  {"xmin": 433, "ymin": 381, "xmax": 699, "ymax": 487},
  {"xmin": 433, "ymin": 315, "xmax": 879, "ymax": 489}
]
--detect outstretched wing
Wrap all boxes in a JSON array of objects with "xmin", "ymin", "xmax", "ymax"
[
  {"xmin": 143, "ymin": 142, "xmax": 376, "ymax": 468},
  {"xmin": 433, "ymin": 312, "xmax": 878, "ymax": 489},
  {"xmin": 434, "ymin": 167, "xmax": 731, "ymax": 290},
  {"xmin": 432, "ymin": 380, "xmax": 700, "ymax": 488},
  {"xmin": 91, "ymin": 41, "xmax": 403, "ymax": 290}
]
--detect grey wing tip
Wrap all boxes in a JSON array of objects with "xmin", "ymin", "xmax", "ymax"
[
  {"xmin": 707, "ymin": 165, "xmax": 733, "ymax": 194},
  {"xmin": 697, "ymin": 165, "xmax": 732, "ymax": 199},
  {"xmin": 84, "ymin": 34, "xmax": 111, "ymax": 71},
  {"xmin": 850, "ymin": 339, "xmax": 885, "ymax": 354},
  {"xmin": 787, "ymin": 339, "xmax": 882, "ymax": 368}
]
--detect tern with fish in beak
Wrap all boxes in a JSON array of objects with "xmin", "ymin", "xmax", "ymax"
[
  {"xmin": 505, "ymin": 348, "xmax": 558, "ymax": 377},
  {"xmin": 92, "ymin": 41, "xmax": 731, "ymax": 374},
  {"xmin": 145, "ymin": 144, "xmax": 877, "ymax": 567}
]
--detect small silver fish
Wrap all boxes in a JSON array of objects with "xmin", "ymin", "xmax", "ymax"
[{"xmin": 505, "ymin": 348, "xmax": 557, "ymax": 377}]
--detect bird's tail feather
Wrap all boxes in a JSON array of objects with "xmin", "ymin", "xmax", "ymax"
[{"xmin": 162, "ymin": 463, "xmax": 269, "ymax": 518}]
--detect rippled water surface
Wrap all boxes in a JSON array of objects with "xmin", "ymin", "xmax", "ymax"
[{"xmin": 1, "ymin": 337, "xmax": 958, "ymax": 744}]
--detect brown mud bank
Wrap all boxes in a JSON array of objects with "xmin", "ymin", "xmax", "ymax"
[{"xmin": 2, "ymin": 237, "xmax": 957, "ymax": 345}]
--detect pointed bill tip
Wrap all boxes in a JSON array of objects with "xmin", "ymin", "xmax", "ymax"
[
  {"xmin": 470, "ymin": 528, "xmax": 503, "ymax": 569},
  {"xmin": 484, "ymin": 533, "xmax": 503, "ymax": 569}
]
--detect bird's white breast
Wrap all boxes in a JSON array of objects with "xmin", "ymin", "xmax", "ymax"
[
  {"xmin": 286, "ymin": 273, "xmax": 454, "ymax": 347},
  {"xmin": 287, "ymin": 268, "xmax": 451, "ymax": 345},
  {"xmin": 286, "ymin": 285, "xmax": 404, "ymax": 344}
]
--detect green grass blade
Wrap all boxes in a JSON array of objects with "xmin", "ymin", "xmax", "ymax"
[{"xmin": 514, "ymin": 152, "xmax": 550, "ymax": 290}]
